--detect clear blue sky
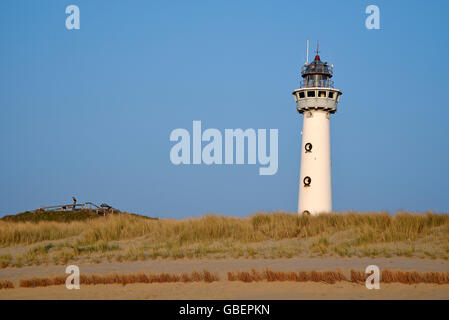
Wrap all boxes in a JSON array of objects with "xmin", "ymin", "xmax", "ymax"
[{"xmin": 1, "ymin": 0, "xmax": 448, "ymax": 218}]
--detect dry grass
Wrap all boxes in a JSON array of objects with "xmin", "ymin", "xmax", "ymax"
[
  {"xmin": 0, "ymin": 280, "xmax": 14, "ymax": 289},
  {"xmin": 350, "ymin": 269, "xmax": 367, "ymax": 283},
  {"xmin": 1, "ymin": 211, "xmax": 449, "ymax": 265},
  {"xmin": 227, "ymin": 269, "xmax": 347, "ymax": 284},
  {"xmin": 5, "ymin": 269, "xmax": 449, "ymax": 289},
  {"xmin": 18, "ymin": 270, "xmax": 219, "ymax": 288},
  {"xmin": 351, "ymin": 269, "xmax": 449, "ymax": 285},
  {"xmin": 2, "ymin": 211, "xmax": 448, "ymax": 246},
  {"xmin": 0, "ymin": 221, "xmax": 85, "ymax": 247},
  {"xmin": 382, "ymin": 270, "xmax": 449, "ymax": 284},
  {"xmin": 0, "ymin": 254, "xmax": 12, "ymax": 268},
  {"xmin": 229, "ymin": 269, "xmax": 449, "ymax": 285}
]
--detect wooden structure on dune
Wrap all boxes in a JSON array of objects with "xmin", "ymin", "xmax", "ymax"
[{"xmin": 34, "ymin": 197, "xmax": 116, "ymax": 216}]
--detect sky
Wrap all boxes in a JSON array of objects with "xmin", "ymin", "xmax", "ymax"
[{"xmin": 1, "ymin": 0, "xmax": 448, "ymax": 218}]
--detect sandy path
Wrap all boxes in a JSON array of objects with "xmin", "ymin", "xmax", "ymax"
[
  {"xmin": 1, "ymin": 257, "xmax": 448, "ymax": 282},
  {"xmin": 1, "ymin": 282, "xmax": 448, "ymax": 300}
]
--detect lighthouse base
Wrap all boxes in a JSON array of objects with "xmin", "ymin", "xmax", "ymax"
[{"xmin": 298, "ymin": 110, "xmax": 332, "ymax": 215}]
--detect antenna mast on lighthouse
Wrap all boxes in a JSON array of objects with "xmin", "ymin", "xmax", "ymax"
[{"xmin": 306, "ymin": 40, "xmax": 309, "ymax": 64}]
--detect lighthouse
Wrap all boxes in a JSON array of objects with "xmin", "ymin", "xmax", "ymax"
[{"xmin": 292, "ymin": 44, "xmax": 342, "ymax": 215}]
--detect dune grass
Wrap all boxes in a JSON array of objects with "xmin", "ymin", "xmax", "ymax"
[
  {"xmin": 350, "ymin": 269, "xmax": 449, "ymax": 284},
  {"xmin": 10, "ymin": 268, "xmax": 449, "ymax": 289},
  {"xmin": 19, "ymin": 270, "xmax": 219, "ymax": 288},
  {"xmin": 0, "ymin": 280, "xmax": 14, "ymax": 289},
  {"xmin": 1, "ymin": 211, "xmax": 448, "ymax": 266},
  {"xmin": 0, "ymin": 221, "xmax": 85, "ymax": 247},
  {"xmin": 0, "ymin": 254, "xmax": 13, "ymax": 268},
  {"xmin": 2, "ymin": 211, "xmax": 448, "ymax": 246},
  {"xmin": 228, "ymin": 269, "xmax": 449, "ymax": 285},
  {"xmin": 227, "ymin": 269, "xmax": 347, "ymax": 284}
]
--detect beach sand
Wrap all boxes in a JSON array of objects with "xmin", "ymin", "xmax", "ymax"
[{"xmin": 1, "ymin": 282, "xmax": 449, "ymax": 300}]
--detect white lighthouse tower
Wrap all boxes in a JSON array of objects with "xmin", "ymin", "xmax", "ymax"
[{"xmin": 292, "ymin": 44, "xmax": 342, "ymax": 215}]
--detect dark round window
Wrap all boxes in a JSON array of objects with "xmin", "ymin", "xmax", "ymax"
[
  {"xmin": 303, "ymin": 176, "xmax": 311, "ymax": 186},
  {"xmin": 305, "ymin": 143, "xmax": 312, "ymax": 152}
]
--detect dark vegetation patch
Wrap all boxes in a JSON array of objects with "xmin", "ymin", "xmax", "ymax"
[{"xmin": 1, "ymin": 210, "xmax": 157, "ymax": 223}]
